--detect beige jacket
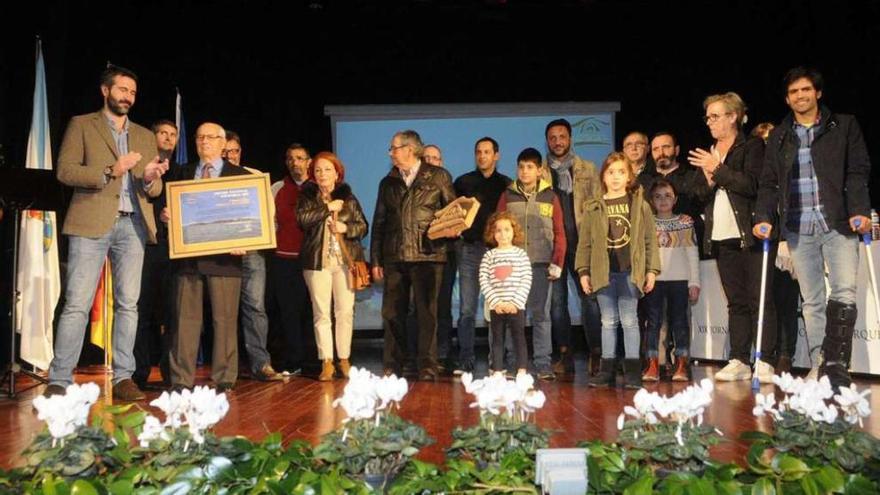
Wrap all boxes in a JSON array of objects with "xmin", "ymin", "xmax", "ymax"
[{"xmin": 57, "ymin": 111, "xmax": 162, "ymax": 243}]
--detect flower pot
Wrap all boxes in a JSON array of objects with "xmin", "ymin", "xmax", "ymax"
[{"xmin": 363, "ymin": 472, "xmax": 398, "ymax": 493}]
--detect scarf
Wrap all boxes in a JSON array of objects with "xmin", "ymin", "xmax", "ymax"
[{"xmin": 548, "ymin": 151, "xmax": 575, "ymax": 194}]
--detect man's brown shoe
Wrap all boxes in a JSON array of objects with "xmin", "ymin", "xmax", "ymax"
[
  {"xmin": 112, "ymin": 379, "xmax": 146, "ymax": 401},
  {"xmin": 254, "ymin": 363, "xmax": 284, "ymax": 382},
  {"xmin": 42, "ymin": 384, "xmax": 66, "ymax": 398}
]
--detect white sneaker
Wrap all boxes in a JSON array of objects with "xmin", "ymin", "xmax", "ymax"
[
  {"xmin": 756, "ymin": 361, "xmax": 775, "ymax": 384},
  {"xmin": 715, "ymin": 359, "xmax": 752, "ymax": 381}
]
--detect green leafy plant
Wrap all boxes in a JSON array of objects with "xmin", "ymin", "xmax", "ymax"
[
  {"xmin": 448, "ymin": 372, "xmax": 551, "ymax": 465},
  {"xmin": 390, "ymin": 450, "xmax": 538, "ymax": 494},
  {"xmin": 750, "ymin": 373, "xmax": 880, "ymax": 486},
  {"xmin": 615, "ymin": 379, "xmax": 722, "ymax": 474}
]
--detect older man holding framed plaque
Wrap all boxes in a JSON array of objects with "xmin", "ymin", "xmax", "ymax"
[{"xmin": 162, "ymin": 122, "xmax": 274, "ymax": 392}]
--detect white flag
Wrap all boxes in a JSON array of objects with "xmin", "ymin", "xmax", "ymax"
[{"xmin": 15, "ymin": 38, "xmax": 59, "ymax": 370}]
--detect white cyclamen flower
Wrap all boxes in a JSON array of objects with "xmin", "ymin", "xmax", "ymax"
[
  {"xmin": 138, "ymin": 415, "xmax": 171, "ymax": 447},
  {"xmin": 521, "ymin": 390, "xmax": 546, "ymax": 413},
  {"xmin": 835, "ymin": 383, "xmax": 871, "ymax": 426},
  {"xmin": 33, "ymin": 382, "xmax": 101, "ymax": 440}
]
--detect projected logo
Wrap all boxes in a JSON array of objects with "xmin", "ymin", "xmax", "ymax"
[{"xmin": 571, "ymin": 116, "xmax": 612, "ymax": 147}]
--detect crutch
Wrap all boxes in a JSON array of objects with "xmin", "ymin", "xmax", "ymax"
[
  {"xmin": 752, "ymin": 231, "xmax": 771, "ymax": 392},
  {"xmin": 855, "ymin": 219, "xmax": 880, "ymax": 326}
]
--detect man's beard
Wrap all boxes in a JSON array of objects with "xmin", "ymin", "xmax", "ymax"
[
  {"xmin": 107, "ymin": 95, "xmax": 131, "ymax": 116},
  {"xmin": 551, "ymin": 145, "xmax": 571, "ymax": 159},
  {"xmin": 656, "ymin": 158, "xmax": 675, "ymax": 171}
]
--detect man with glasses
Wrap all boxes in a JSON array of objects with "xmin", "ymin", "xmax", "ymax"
[
  {"xmin": 46, "ymin": 66, "xmax": 169, "ymax": 401},
  {"xmin": 222, "ymin": 132, "xmax": 284, "ymax": 382},
  {"xmin": 270, "ymin": 143, "xmax": 313, "ymax": 375},
  {"xmin": 163, "ymin": 122, "xmax": 250, "ymax": 393},
  {"xmin": 622, "ymin": 132, "xmax": 649, "ymax": 176},
  {"xmin": 371, "ymin": 130, "xmax": 455, "ymax": 380}
]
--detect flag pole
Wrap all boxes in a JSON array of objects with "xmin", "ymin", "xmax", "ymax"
[{"xmin": 103, "ymin": 260, "xmax": 112, "ymax": 372}]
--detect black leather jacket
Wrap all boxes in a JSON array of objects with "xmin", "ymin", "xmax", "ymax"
[
  {"xmin": 370, "ymin": 163, "xmax": 456, "ymax": 266},
  {"xmin": 296, "ymin": 182, "xmax": 368, "ymax": 271},
  {"xmin": 693, "ymin": 132, "xmax": 765, "ymax": 252}
]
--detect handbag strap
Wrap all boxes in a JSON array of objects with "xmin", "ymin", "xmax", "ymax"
[{"xmin": 331, "ymin": 211, "xmax": 355, "ymax": 266}]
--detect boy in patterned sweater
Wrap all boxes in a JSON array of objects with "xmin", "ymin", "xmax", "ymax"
[{"xmin": 643, "ymin": 178, "xmax": 700, "ymax": 382}]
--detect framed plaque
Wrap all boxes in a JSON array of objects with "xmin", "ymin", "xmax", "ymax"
[{"xmin": 166, "ymin": 173, "xmax": 277, "ymax": 259}]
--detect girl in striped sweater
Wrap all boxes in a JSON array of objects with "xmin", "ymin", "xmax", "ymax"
[{"xmin": 480, "ymin": 212, "xmax": 532, "ymax": 376}]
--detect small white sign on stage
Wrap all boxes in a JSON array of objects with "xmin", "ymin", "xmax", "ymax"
[
  {"xmin": 689, "ymin": 243, "xmax": 880, "ymax": 375},
  {"xmin": 535, "ymin": 448, "xmax": 588, "ymax": 495}
]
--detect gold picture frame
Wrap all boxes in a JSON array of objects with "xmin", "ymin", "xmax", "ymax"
[{"xmin": 166, "ymin": 173, "xmax": 277, "ymax": 259}]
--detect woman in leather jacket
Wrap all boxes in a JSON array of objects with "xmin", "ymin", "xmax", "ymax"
[
  {"xmin": 689, "ymin": 92, "xmax": 777, "ymax": 385},
  {"xmin": 296, "ymin": 152, "xmax": 368, "ymax": 381}
]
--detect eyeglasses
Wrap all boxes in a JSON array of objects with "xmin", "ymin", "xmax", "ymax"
[
  {"xmin": 388, "ymin": 144, "xmax": 409, "ymax": 152},
  {"xmin": 623, "ymin": 142, "xmax": 647, "ymax": 150},
  {"xmin": 196, "ymin": 134, "xmax": 223, "ymax": 141},
  {"xmin": 703, "ymin": 113, "xmax": 732, "ymax": 124}
]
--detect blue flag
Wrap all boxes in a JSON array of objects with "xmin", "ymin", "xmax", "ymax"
[{"xmin": 175, "ymin": 89, "xmax": 188, "ymax": 164}]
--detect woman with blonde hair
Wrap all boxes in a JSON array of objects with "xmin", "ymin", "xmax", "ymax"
[{"xmin": 688, "ymin": 92, "xmax": 777, "ymax": 384}]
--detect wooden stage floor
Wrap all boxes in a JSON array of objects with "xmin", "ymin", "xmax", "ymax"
[{"xmin": 3, "ymin": 344, "xmax": 880, "ymax": 470}]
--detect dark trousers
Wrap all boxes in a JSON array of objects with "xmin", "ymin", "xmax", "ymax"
[
  {"xmin": 551, "ymin": 245, "xmax": 602, "ymax": 352},
  {"xmin": 774, "ymin": 269, "xmax": 801, "ymax": 358},
  {"xmin": 644, "ymin": 280, "xmax": 690, "ymax": 357},
  {"xmin": 382, "ymin": 262, "xmax": 443, "ymax": 371},
  {"xmin": 715, "ymin": 241, "xmax": 777, "ymax": 363},
  {"xmin": 270, "ymin": 256, "xmax": 312, "ymax": 370},
  {"xmin": 133, "ymin": 242, "xmax": 172, "ymax": 385},
  {"xmin": 490, "ymin": 310, "xmax": 527, "ymax": 372},
  {"xmin": 170, "ymin": 273, "xmax": 241, "ymax": 387},
  {"xmin": 405, "ymin": 252, "xmax": 455, "ymax": 362}
]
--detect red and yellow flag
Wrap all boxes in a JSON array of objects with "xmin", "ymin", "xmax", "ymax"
[{"xmin": 89, "ymin": 259, "xmax": 113, "ymax": 356}]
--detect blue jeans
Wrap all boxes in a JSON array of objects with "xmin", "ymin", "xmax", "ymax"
[
  {"xmin": 456, "ymin": 241, "xmax": 486, "ymax": 365},
  {"xmin": 527, "ymin": 263, "xmax": 553, "ymax": 370},
  {"xmin": 596, "ymin": 271, "xmax": 641, "ymax": 359},
  {"xmin": 786, "ymin": 227, "xmax": 859, "ymax": 364},
  {"xmin": 241, "ymin": 251, "xmax": 270, "ymax": 373},
  {"xmin": 49, "ymin": 215, "xmax": 146, "ymax": 386},
  {"xmin": 643, "ymin": 280, "xmax": 690, "ymax": 358},
  {"xmin": 551, "ymin": 247, "xmax": 602, "ymax": 352}
]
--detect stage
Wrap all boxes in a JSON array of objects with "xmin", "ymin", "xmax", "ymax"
[{"xmin": 3, "ymin": 343, "xmax": 880, "ymax": 471}]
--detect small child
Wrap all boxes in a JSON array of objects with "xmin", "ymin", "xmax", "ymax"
[
  {"xmin": 576, "ymin": 151, "xmax": 660, "ymax": 389},
  {"xmin": 643, "ymin": 178, "xmax": 700, "ymax": 382},
  {"xmin": 479, "ymin": 212, "xmax": 533, "ymax": 376},
  {"xmin": 496, "ymin": 148, "xmax": 566, "ymax": 380}
]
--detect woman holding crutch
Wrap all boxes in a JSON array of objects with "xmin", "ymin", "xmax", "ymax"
[{"xmin": 689, "ymin": 92, "xmax": 778, "ymax": 384}]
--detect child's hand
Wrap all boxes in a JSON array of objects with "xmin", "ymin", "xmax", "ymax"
[
  {"xmin": 580, "ymin": 274, "xmax": 592, "ymax": 295},
  {"xmin": 643, "ymin": 272, "xmax": 656, "ymax": 293},
  {"xmin": 689, "ymin": 285, "xmax": 700, "ymax": 303}
]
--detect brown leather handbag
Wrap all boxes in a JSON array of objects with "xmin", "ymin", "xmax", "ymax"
[{"xmin": 333, "ymin": 213, "xmax": 371, "ymax": 291}]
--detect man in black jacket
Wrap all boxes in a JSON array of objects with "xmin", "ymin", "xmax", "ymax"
[
  {"xmin": 371, "ymin": 130, "xmax": 456, "ymax": 380},
  {"xmin": 164, "ymin": 122, "xmax": 250, "ymax": 392},
  {"xmin": 754, "ymin": 67, "xmax": 872, "ymax": 390}
]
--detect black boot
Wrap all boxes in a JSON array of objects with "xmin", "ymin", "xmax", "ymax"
[
  {"xmin": 589, "ymin": 359, "xmax": 617, "ymax": 387},
  {"xmin": 623, "ymin": 359, "xmax": 642, "ymax": 389},
  {"xmin": 819, "ymin": 299, "xmax": 857, "ymax": 391}
]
